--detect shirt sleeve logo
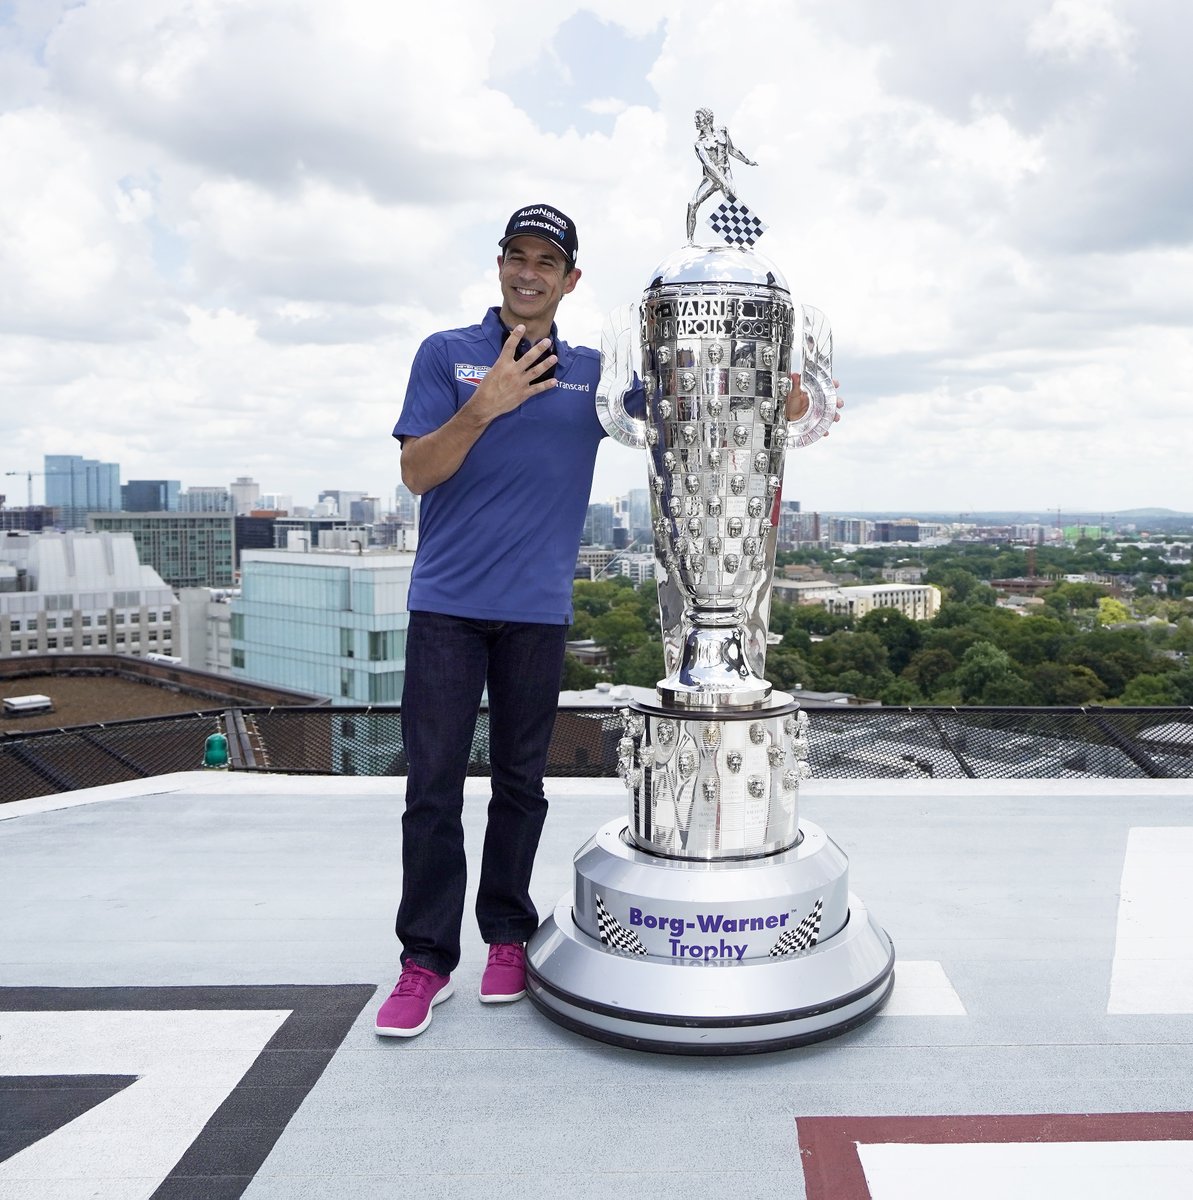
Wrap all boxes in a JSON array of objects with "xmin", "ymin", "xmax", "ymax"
[{"xmin": 455, "ymin": 363, "xmax": 491, "ymax": 386}]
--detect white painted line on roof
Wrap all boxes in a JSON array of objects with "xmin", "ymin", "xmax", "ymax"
[
  {"xmin": 0, "ymin": 1008, "xmax": 288, "ymax": 1194},
  {"xmin": 859, "ymin": 1138, "xmax": 1193, "ymax": 1200},
  {"xmin": 879, "ymin": 960, "xmax": 966, "ymax": 1016},
  {"xmin": 1108, "ymin": 826, "xmax": 1193, "ymax": 1014}
]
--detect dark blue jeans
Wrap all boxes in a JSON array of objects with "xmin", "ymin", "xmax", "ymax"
[{"xmin": 396, "ymin": 610, "xmax": 568, "ymax": 976}]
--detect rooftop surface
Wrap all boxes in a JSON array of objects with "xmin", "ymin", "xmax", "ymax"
[{"xmin": 2, "ymin": 771, "xmax": 1192, "ymax": 1198}]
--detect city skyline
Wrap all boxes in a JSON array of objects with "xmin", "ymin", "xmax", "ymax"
[
  {"xmin": 10, "ymin": 450, "xmax": 1193, "ymax": 531},
  {"xmin": 2, "ymin": 2, "xmax": 1191, "ymax": 513}
]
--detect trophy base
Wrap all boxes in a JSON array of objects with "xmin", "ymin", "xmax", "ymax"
[{"xmin": 526, "ymin": 817, "xmax": 894, "ymax": 1055}]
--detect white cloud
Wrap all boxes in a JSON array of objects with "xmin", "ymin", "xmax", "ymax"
[
  {"xmin": 0, "ymin": 0, "xmax": 1189, "ymax": 519},
  {"xmin": 1027, "ymin": 0, "xmax": 1136, "ymax": 64}
]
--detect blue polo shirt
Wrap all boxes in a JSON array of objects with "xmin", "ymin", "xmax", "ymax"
[{"xmin": 393, "ymin": 308, "xmax": 606, "ymax": 624}]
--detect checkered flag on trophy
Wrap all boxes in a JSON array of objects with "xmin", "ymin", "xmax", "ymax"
[
  {"xmin": 595, "ymin": 893, "xmax": 648, "ymax": 956},
  {"xmin": 768, "ymin": 898, "xmax": 824, "ymax": 957},
  {"xmin": 707, "ymin": 199, "xmax": 768, "ymax": 247}
]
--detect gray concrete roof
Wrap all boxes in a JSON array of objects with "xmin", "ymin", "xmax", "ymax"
[{"xmin": 2, "ymin": 772, "xmax": 1192, "ymax": 1198}]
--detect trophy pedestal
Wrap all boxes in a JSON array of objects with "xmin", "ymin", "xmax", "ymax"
[{"xmin": 526, "ymin": 816, "xmax": 894, "ymax": 1055}]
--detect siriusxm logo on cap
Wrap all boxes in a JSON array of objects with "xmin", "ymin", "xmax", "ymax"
[{"xmin": 499, "ymin": 203, "xmax": 578, "ymax": 266}]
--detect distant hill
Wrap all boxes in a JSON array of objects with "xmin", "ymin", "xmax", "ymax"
[{"xmin": 842, "ymin": 509, "xmax": 1193, "ymax": 528}]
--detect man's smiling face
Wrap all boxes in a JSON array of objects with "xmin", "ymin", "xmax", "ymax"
[{"xmin": 498, "ymin": 235, "xmax": 579, "ymax": 331}]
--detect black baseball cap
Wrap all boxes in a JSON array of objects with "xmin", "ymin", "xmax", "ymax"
[{"xmin": 499, "ymin": 203, "xmax": 578, "ymax": 267}]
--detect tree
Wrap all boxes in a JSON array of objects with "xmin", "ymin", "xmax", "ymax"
[
  {"xmin": 614, "ymin": 643, "xmax": 667, "ymax": 689},
  {"xmin": 953, "ymin": 641, "xmax": 1034, "ymax": 705},
  {"xmin": 561, "ymin": 654, "xmax": 598, "ymax": 691},
  {"xmin": 879, "ymin": 677, "xmax": 924, "ymax": 705},
  {"xmin": 1044, "ymin": 581, "xmax": 1108, "ymax": 618},
  {"xmin": 591, "ymin": 608, "xmax": 650, "ymax": 662},
  {"xmin": 902, "ymin": 647, "xmax": 958, "ymax": 697},
  {"xmin": 811, "ymin": 631, "xmax": 893, "ymax": 696},
  {"xmin": 925, "ymin": 566, "xmax": 985, "ymax": 603},
  {"xmin": 1001, "ymin": 616, "xmax": 1069, "ymax": 668},
  {"xmin": 1031, "ymin": 662, "xmax": 1107, "ymax": 706},
  {"xmin": 1096, "ymin": 597, "xmax": 1132, "ymax": 626},
  {"xmin": 765, "ymin": 646, "xmax": 816, "ymax": 693},
  {"xmin": 856, "ymin": 607, "xmax": 923, "ymax": 674},
  {"xmin": 1117, "ymin": 673, "xmax": 1183, "ymax": 706}
]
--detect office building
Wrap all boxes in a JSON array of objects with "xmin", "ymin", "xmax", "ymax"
[
  {"xmin": 231, "ymin": 546, "xmax": 415, "ymax": 706},
  {"xmin": 230, "ymin": 477, "xmax": 261, "ymax": 516},
  {"xmin": 584, "ymin": 503, "xmax": 615, "ymax": 547},
  {"xmin": 44, "ymin": 454, "xmax": 121, "ymax": 530},
  {"xmin": 874, "ymin": 520, "xmax": 921, "ymax": 543},
  {"xmin": 393, "ymin": 485, "xmax": 419, "ymax": 527},
  {"xmin": 121, "ymin": 480, "xmax": 181, "ymax": 512},
  {"xmin": 627, "ymin": 489, "xmax": 652, "ymax": 545},
  {"xmin": 0, "ymin": 530, "xmax": 177, "ymax": 658},
  {"xmin": 179, "ymin": 486, "xmax": 232, "ymax": 513},
  {"xmin": 0, "ymin": 507, "xmax": 55, "ymax": 533},
  {"xmin": 819, "ymin": 583, "xmax": 942, "ymax": 622},
  {"xmin": 176, "ymin": 587, "xmax": 237, "ymax": 674},
  {"xmin": 88, "ymin": 512, "xmax": 236, "ymax": 589}
]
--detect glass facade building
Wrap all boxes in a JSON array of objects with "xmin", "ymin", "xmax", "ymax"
[
  {"xmin": 231, "ymin": 548, "xmax": 414, "ymax": 711},
  {"xmin": 44, "ymin": 455, "xmax": 121, "ymax": 530}
]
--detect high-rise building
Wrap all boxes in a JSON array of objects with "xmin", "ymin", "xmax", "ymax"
[
  {"xmin": 44, "ymin": 454, "xmax": 121, "ymax": 530},
  {"xmin": 88, "ymin": 512, "xmax": 236, "ymax": 589},
  {"xmin": 179, "ymin": 486, "xmax": 232, "ymax": 513},
  {"xmin": 826, "ymin": 516, "xmax": 873, "ymax": 546},
  {"xmin": 874, "ymin": 520, "xmax": 921, "ymax": 543},
  {"xmin": 777, "ymin": 505, "xmax": 821, "ymax": 549},
  {"xmin": 350, "ymin": 497, "xmax": 381, "ymax": 525},
  {"xmin": 0, "ymin": 530, "xmax": 178, "ymax": 658},
  {"xmin": 234, "ymin": 516, "xmax": 279, "ymax": 568},
  {"xmin": 0, "ymin": 507, "xmax": 55, "ymax": 533},
  {"xmin": 584, "ymin": 502, "xmax": 615, "ymax": 547},
  {"xmin": 229, "ymin": 476, "xmax": 261, "ymax": 516},
  {"xmin": 627, "ymin": 488, "xmax": 652, "ymax": 545},
  {"xmin": 121, "ymin": 480, "xmax": 181, "ymax": 512},
  {"xmin": 318, "ymin": 490, "xmax": 366, "ymax": 518},
  {"xmin": 393, "ymin": 485, "xmax": 419, "ymax": 527}
]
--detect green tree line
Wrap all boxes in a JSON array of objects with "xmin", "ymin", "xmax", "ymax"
[{"xmin": 565, "ymin": 548, "xmax": 1193, "ymax": 706}]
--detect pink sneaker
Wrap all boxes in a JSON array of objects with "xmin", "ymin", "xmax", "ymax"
[
  {"xmin": 375, "ymin": 963, "xmax": 453, "ymax": 1037},
  {"xmin": 479, "ymin": 942, "xmax": 527, "ymax": 1003}
]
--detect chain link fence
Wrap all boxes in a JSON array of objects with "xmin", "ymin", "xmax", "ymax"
[{"xmin": 2, "ymin": 704, "xmax": 1191, "ymax": 804}]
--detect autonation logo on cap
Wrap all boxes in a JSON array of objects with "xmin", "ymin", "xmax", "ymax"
[{"xmin": 501, "ymin": 203, "xmax": 578, "ymax": 264}]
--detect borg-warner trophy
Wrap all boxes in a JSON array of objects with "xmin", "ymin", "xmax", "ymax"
[{"xmin": 525, "ymin": 112, "xmax": 894, "ymax": 1053}]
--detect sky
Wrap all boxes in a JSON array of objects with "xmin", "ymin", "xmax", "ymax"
[{"xmin": 1, "ymin": 0, "xmax": 1190, "ymax": 518}]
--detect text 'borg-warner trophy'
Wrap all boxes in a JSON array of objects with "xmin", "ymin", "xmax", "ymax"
[{"xmin": 525, "ymin": 110, "xmax": 893, "ymax": 1054}]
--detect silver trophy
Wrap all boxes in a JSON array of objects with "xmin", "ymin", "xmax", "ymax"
[{"xmin": 526, "ymin": 112, "xmax": 893, "ymax": 1053}]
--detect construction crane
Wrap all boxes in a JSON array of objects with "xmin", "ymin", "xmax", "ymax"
[{"xmin": 4, "ymin": 470, "xmax": 46, "ymax": 508}]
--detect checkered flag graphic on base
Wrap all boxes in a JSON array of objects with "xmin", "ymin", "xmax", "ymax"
[
  {"xmin": 769, "ymin": 898, "xmax": 824, "ymax": 957},
  {"xmin": 595, "ymin": 893, "xmax": 647, "ymax": 956},
  {"xmin": 707, "ymin": 200, "xmax": 768, "ymax": 248}
]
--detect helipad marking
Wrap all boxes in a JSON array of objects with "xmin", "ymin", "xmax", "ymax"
[
  {"xmin": 858, "ymin": 1138, "xmax": 1193, "ymax": 1199},
  {"xmin": 0, "ymin": 1009, "xmax": 289, "ymax": 1195},
  {"xmin": 797, "ymin": 1113, "xmax": 1193, "ymax": 1200},
  {"xmin": 1108, "ymin": 826, "xmax": 1193, "ymax": 1013},
  {"xmin": 878, "ymin": 960, "xmax": 966, "ymax": 1016}
]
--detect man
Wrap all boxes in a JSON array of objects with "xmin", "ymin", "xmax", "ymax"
[
  {"xmin": 377, "ymin": 203, "xmax": 605, "ymax": 1037},
  {"xmin": 378, "ymin": 202, "xmax": 836, "ymax": 1039}
]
